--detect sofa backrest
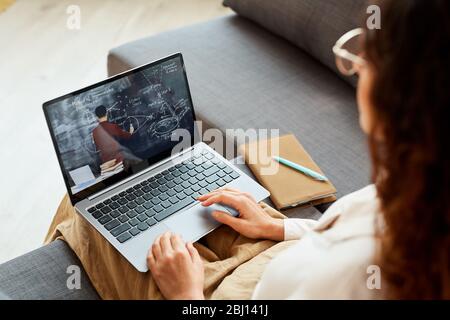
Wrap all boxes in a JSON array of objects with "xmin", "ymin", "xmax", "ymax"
[{"xmin": 223, "ymin": 0, "xmax": 369, "ymax": 85}]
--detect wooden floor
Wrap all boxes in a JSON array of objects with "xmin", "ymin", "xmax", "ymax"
[{"xmin": 0, "ymin": 0, "xmax": 231, "ymax": 264}]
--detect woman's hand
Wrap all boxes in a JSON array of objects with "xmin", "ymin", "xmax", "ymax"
[
  {"xmin": 198, "ymin": 188, "xmax": 284, "ymax": 241},
  {"xmin": 147, "ymin": 232, "xmax": 204, "ymax": 300}
]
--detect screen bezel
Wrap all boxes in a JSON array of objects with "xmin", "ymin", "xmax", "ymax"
[{"xmin": 43, "ymin": 53, "xmax": 197, "ymax": 205}]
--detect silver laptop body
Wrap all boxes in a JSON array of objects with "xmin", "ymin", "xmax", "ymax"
[{"xmin": 43, "ymin": 53, "xmax": 269, "ymax": 272}]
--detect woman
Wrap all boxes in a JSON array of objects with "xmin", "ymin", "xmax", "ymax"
[{"xmin": 147, "ymin": 0, "xmax": 450, "ymax": 299}]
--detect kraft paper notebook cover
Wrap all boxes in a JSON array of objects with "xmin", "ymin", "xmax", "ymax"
[{"xmin": 239, "ymin": 134, "xmax": 337, "ymax": 210}]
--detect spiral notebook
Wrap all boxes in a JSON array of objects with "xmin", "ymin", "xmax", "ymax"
[{"xmin": 238, "ymin": 134, "xmax": 337, "ymax": 210}]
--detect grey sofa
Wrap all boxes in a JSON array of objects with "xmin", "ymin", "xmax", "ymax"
[{"xmin": 0, "ymin": 0, "xmax": 369, "ymax": 299}]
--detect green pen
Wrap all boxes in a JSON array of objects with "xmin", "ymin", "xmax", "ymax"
[{"xmin": 272, "ymin": 156, "xmax": 328, "ymax": 182}]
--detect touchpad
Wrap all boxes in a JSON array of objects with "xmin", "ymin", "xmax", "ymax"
[{"xmin": 163, "ymin": 203, "xmax": 231, "ymax": 242}]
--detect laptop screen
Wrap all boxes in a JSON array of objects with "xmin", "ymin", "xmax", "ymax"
[{"xmin": 43, "ymin": 54, "xmax": 196, "ymax": 204}]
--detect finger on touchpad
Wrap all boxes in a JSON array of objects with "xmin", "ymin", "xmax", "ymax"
[{"xmin": 216, "ymin": 204, "xmax": 239, "ymax": 217}]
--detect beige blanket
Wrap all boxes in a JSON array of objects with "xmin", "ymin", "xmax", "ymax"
[{"xmin": 45, "ymin": 195, "xmax": 296, "ymax": 299}]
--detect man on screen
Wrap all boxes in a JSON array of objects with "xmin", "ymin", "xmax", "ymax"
[{"xmin": 92, "ymin": 105, "xmax": 134, "ymax": 164}]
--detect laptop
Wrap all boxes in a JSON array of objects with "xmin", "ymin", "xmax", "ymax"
[{"xmin": 43, "ymin": 53, "xmax": 269, "ymax": 272}]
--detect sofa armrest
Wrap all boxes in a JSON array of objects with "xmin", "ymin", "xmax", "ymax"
[{"xmin": 0, "ymin": 240, "xmax": 99, "ymax": 300}]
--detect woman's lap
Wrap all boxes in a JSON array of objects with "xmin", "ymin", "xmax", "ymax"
[{"xmin": 45, "ymin": 195, "xmax": 290, "ymax": 299}]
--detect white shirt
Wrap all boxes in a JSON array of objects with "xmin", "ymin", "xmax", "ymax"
[{"xmin": 252, "ymin": 185, "xmax": 383, "ymax": 299}]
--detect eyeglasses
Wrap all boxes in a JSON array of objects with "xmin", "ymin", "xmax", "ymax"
[{"xmin": 333, "ymin": 28, "xmax": 366, "ymax": 76}]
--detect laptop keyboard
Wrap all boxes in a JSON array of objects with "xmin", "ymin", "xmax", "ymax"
[{"xmin": 86, "ymin": 150, "xmax": 240, "ymax": 244}]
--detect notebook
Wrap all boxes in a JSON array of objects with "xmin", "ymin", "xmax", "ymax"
[{"xmin": 238, "ymin": 134, "xmax": 337, "ymax": 210}]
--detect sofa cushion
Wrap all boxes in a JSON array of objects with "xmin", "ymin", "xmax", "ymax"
[
  {"xmin": 108, "ymin": 15, "xmax": 370, "ymax": 202},
  {"xmin": 0, "ymin": 240, "xmax": 99, "ymax": 300},
  {"xmin": 223, "ymin": 0, "xmax": 367, "ymax": 83}
]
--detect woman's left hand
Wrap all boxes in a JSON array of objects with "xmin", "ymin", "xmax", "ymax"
[{"xmin": 147, "ymin": 232, "xmax": 204, "ymax": 300}]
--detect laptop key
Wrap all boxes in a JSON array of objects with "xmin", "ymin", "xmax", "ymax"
[
  {"xmin": 150, "ymin": 182, "xmax": 159, "ymax": 189},
  {"xmin": 203, "ymin": 166, "xmax": 219, "ymax": 177},
  {"xmin": 199, "ymin": 180, "xmax": 208, "ymax": 188},
  {"xmin": 154, "ymin": 197, "xmax": 196, "ymax": 222},
  {"xmin": 216, "ymin": 179, "xmax": 226, "ymax": 187},
  {"xmin": 137, "ymin": 222, "xmax": 149, "ymax": 231},
  {"xmin": 110, "ymin": 210, "xmax": 120, "ymax": 218},
  {"xmin": 130, "ymin": 228, "xmax": 140, "ymax": 236},
  {"xmin": 177, "ymin": 193, "xmax": 187, "ymax": 200},
  {"xmin": 173, "ymin": 177, "xmax": 183, "ymax": 184},
  {"xmin": 110, "ymin": 202, "xmax": 120, "ymax": 209},
  {"xmin": 127, "ymin": 201, "xmax": 137, "ymax": 209},
  {"xmin": 96, "ymin": 203, "xmax": 105, "ymax": 209},
  {"xmin": 134, "ymin": 190, "xmax": 144, "ymax": 197},
  {"xmin": 169, "ymin": 197, "xmax": 179, "ymax": 204},
  {"xmin": 129, "ymin": 218, "xmax": 139, "ymax": 226},
  {"xmin": 161, "ymin": 200, "xmax": 171, "ymax": 209},
  {"xmin": 111, "ymin": 223, "xmax": 131, "ymax": 237},
  {"xmin": 196, "ymin": 173, "xmax": 206, "ymax": 180},
  {"xmin": 137, "ymin": 214, "xmax": 148, "ymax": 222},
  {"xmin": 174, "ymin": 185, "xmax": 184, "ymax": 192},
  {"xmin": 101, "ymin": 206, "xmax": 112, "ymax": 214},
  {"xmin": 143, "ymin": 193, "xmax": 152, "ymax": 201},
  {"xmin": 117, "ymin": 232, "xmax": 132, "ymax": 243},
  {"xmin": 159, "ymin": 193, "xmax": 169, "ymax": 201},
  {"xmin": 127, "ymin": 210, "xmax": 137, "ymax": 218},
  {"xmin": 117, "ymin": 198, "xmax": 128, "ymax": 205},
  {"xmin": 158, "ymin": 185, "xmax": 169, "ymax": 192},
  {"xmin": 145, "ymin": 208, "xmax": 156, "ymax": 217},
  {"xmin": 217, "ymin": 170, "xmax": 226, "ymax": 178},
  {"xmin": 146, "ymin": 218, "xmax": 157, "ymax": 227},
  {"xmin": 119, "ymin": 215, "xmax": 129, "ymax": 223},
  {"xmin": 118, "ymin": 206, "xmax": 129, "ymax": 214},
  {"xmin": 188, "ymin": 170, "xmax": 197, "ymax": 177},
  {"xmin": 181, "ymin": 173, "xmax": 190, "ymax": 181},
  {"xmin": 103, "ymin": 199, "xmax": 112, "ymax": 205},
  {"xmin": 126, "ymin": 194, "xmax": 136, "ymax": 201},
  {"xmin": 135, "ymin": 197, "xmax": 145, "ymax": 205},
  {"xmin": 105, "ymin": 219, "xmax": 120, "ymax": 231},
  {"xmin": 165, "ymin": 173, "xmax": 174, "ymax": 181},
  {"xmin": 230, "ymin": 171, "xmax": 240, "ymax": 179},
  {"xmin": 153, "ymin": 204, "xmax": 163, "ymax": 213},
  {"xmin": 98, "ymin": 215, "xmax": 112, "ymax": 224},
  {"xmin": 181, "ymin": 181, "xmax": 190, "ymax": 189},
  {"xmin": 172, "ymin": 170, "xmax": 181, "ymax": 177},
  {"xmin": 191, "ymin": 184, "xmax": 201, "ymax": 192},
  {"xmin": 166, "ymin": 181, "xmax": 176, "ymax": 188},
  {"xmin": 217, "ymin": 162, "xmax": 226, "ymax": 169},
  {"xmin": 167, "ymin": 189, "xmax": 176, "ymax": 197},
  {"xmin": 151, "ymin": 198, "xmax": 161, "ymax": 205},
  {"xmin": 151, "ymin": 189, "xmax": 161, "ymax": 197},
  {"xmin": 223, "ymin": 176, "xmax": 232, "ymax": 183},
  {"xmin": 87, "ymin": 207, "xmax": 96, "ymax": 213},
  {"xmin": 206, "ymin": 174, "xmax": 219, "ymax": 184},
  {"xmin": 143, "ymin": 202, "xmax": 153, "ymax": 210},
  {"xmin": 134, "ymin": 206, "xmax": 145, "ymax": 214},
  {"xmin": 92, "ymin": 210, "xmax": 102, "ymax": 219}
]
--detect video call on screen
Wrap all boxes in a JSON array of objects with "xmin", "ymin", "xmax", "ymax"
[{"xmin": 46, "ymin": 56, "xmax": 194, "ymax": 194}]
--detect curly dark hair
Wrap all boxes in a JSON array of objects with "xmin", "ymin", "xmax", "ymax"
[{"xmin": 363, "ymin": 0, "xmax": 450, "ymax": 299}]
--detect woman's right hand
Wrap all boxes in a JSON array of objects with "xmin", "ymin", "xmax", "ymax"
[{"xmin": 197, "ymin": 188, "xmax": 284, "ymax": 241}]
